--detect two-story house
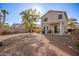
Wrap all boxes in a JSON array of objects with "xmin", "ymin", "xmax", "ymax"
[{"xmin": 41, "ymin": 10, "xmax": 68, "ymax": 35}]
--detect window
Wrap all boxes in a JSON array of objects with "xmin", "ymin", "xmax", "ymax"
[
  {"xmin": 44, "ymin": 18, "xmax": 48, "ymax": 22},
  {"xmin": 58, "ymin": 14, "xmax": 62, "ymax": 19},
  {"xmin": 54, "ymin": 25, "xmax": 60, "ymax": 33},
  {"xmin": 54, "ymin": 26, "xmax": 57, "ymax": 33},
  {"xmin": 43, "ymin": 27, "xmax": 45, "ymax": 33}
]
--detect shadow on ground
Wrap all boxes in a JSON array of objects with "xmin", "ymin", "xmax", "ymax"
[{"xmin": 0, "ymin": 33, "xmax": 78, "ymax": 56}]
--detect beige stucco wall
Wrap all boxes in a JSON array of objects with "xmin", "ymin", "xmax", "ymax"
[{"xmin": 41, "ymin": 11, "xmax": 68, "ymax": 35}]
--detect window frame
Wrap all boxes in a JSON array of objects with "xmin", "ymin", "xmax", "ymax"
[
  {"xmin": 44, "ymin": 17, "xmax": 48, "ymax": 22},
  {"xmin": 58, "ymin": 14, "xmax": 63, "ymax": 19},
  {"xmin": 54, "ymin": 25, "xmax": 60, "ymax": 33}
]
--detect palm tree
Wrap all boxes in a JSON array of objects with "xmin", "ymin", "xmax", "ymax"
[
  {"xmin": 68, "ymin": 18, "xmax": 77, "ymax": 40},
  {"xmin": 68, "ymin": 18, "xmax": 79, "ymax": 47},
  {"xmin": 4, "ymin": 23, "xmax": 9, "ymax": 28},
  {"xmin": 20, "ymin": 9, "xmax": 40, "ymax": 32},
  {"xmin": 1, "ymin": 10, "xmax": 9, "ymax": 27},
  {"xmin": 68, "ymin": 18, "xmax": 77, "ymax": 30},
  {"xmin": 0, "ymin": 13, "xmax": 3, "ymax": 28}
]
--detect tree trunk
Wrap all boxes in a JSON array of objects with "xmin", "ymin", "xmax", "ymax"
[
  {"xmin": 30, "ymin": 24, "xmax": 33, "ymax": 33},
  {"xmin": 3, "ymin": 15, "xmax": 5, "ymax": 27}
]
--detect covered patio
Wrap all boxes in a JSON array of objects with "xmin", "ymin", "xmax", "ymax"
[{"xmin": 44, "ymin": 21, "xmax": 64, "ymax": 35}]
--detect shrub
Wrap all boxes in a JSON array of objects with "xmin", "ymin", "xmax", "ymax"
[{"xmin": 1, "ymin": 30, "xmax": 11, "ymax": 35}]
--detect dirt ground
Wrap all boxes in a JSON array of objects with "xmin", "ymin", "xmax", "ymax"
[{"xmin": 0, "ymin": 33, "xmax": 78, "ymax": 56}]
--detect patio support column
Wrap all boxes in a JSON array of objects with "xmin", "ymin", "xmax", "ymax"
[
  {"xmin": 45, "ymin": 26, "xmax": 47, "ymax": 34},
  {"xmin": 60, "ymin": 22, "xmax": 63, "ymax": 35},
  {"xmin": 52, "ymin": 25, "xmax": 54, "ymax": 35}
]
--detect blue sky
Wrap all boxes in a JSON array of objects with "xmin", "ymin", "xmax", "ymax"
[{"xmin": 0, "ymin": 3, "xmax": 79, "ymax": 25}]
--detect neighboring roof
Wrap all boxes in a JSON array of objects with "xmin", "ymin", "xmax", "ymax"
[{"xmin": 41, "ymin": 10, "xmax": 69, "ymax": 21}]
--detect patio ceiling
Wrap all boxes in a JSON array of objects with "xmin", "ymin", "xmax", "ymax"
[{"xmin": 45, "ymin": 21, "xmax": 63, "ymax": 25}]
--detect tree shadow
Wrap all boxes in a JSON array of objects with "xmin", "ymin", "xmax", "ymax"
[{"xmin": 44, "ymin": 34, "xmax": 79, "ymax": 56}]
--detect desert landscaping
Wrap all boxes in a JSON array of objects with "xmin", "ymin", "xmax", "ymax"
[{"xmin": 0, "ymin": 33, "xmax": 78, "ymax": 56}]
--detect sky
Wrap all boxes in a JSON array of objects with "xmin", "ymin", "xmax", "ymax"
[{"xmin": 0, "ymin": 3, "xmax": 79, "ymax": 26}]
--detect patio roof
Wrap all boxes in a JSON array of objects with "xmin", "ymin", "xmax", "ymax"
[{"xmin": 45, "ymin": 21, "xmax": 63, "ymax": 24}]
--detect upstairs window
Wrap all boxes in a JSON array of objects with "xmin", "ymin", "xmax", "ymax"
[
  {"xmin": 58, "ymin": 14, "xmax": 62, "ymax": 19},
  {"xmin": 44, "ymin": 18, "xmax": 48, "ymax": 22}
]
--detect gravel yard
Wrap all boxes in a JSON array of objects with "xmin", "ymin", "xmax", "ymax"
[{"xmin": 0, "ymin": 33, "xmax": 78, "ymax": 56}]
